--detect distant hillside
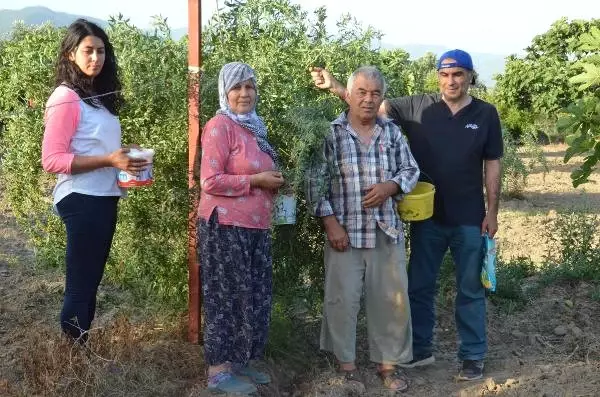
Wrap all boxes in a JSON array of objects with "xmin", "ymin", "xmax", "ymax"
[
  {"xmin": 0, "ymin": 6, "xmax": 107, "ymax": 36},
  {"xmin": 383, "ymin": 43, "xmax": 508, "ymax": 87},
  {"xmin": 0, "ymin": 6, "xmax": 188, "ymax": 40}
]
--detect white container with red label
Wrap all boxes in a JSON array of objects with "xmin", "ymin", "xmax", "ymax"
[
  {"xmin": 117, "ymin": 148, "xmax": 154, "ymax": 187},
  {"xmin": 272, "ymin": 194, "xmax": 296, "ymax": 225}
]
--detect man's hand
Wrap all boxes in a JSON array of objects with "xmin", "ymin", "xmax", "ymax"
[
  {"xmin": 322, "ymin": 216, "xmax": 349, "ymax": 252},
  {"xmin": 310, "ymin": 67, "xmax": 335, "ymax": 89},
  {"xmin": 310, "ymin": 67, "xmax": 347, "ymax": 100},
  {"xmin": 481, "ymin": 213, "xmax": 498, "ymax": 237},
  {"xmin": 362, "ymin": 181, "xmax": 398, "ymax": 208}
]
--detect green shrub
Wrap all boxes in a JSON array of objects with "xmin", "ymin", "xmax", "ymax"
[
  {"xmin": 542, "ymin": 211, "xmax": 600, "ymax": 282},
  {"xmin": 501, "ymin": 131, "xmax": 547, "ymax": 199},
  {"xmin": 105, "ymin": 18, "xmax": 189, "ymax": 305},
  {"xmin": 490, "ymin": 256, "xmax": 537, "ymax": 310},
  {"xmin": 501, "ymin": 133, "xmax": 529, "ymax": 198},
  {"xmin": 0, "ymin": 23, "xmax": 66, "ymax": 267},
  {"xmin": 0, "ymin": 0, "xmax": 447, "ymax": 310},
  {"xmin": 201, "ymin": 0, "xmax": 423, "ymax": 307},
  {"xmin": 0, "ymin": 19, "xmax": 189, "ymax": 307}
]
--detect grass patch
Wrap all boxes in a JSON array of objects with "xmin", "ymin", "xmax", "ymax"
[{"xmin": 14, "ymin": 315, "xmax": 202, "ymax": 397}]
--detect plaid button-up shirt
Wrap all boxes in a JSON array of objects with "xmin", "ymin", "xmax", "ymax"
[{"xmin": 307, "ymin": 112, "xmax": 420, "ymax": 248}]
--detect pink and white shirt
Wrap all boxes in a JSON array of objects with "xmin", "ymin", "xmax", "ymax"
[
  {"xmin": 42, "ymin": 85, "xmax": 123, "ymax": 206},
  {"xmin": 198, "ymin": 115, "xmax": 276, "ymax": 230}
]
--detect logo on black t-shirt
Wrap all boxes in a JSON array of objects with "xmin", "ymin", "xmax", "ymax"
[{"xmin": 465, "ymin": 123, "xmax": 479, "ymax": 130}]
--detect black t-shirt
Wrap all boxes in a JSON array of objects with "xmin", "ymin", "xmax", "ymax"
[{"xmin": 386, "ymin": 93, "xmax": 503, "ymax": 226}]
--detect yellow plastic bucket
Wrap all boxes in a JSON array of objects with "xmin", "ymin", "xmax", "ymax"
[{"xmin": 397, "ymin": 181, "xmax": 435, "ymax": 221}]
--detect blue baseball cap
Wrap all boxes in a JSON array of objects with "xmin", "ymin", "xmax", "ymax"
[{"xmin": 437, "ymin": 49, "xmax": 473, "ymax": 71}]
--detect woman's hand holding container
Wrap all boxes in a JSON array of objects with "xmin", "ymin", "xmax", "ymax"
[{"xmin": 115, "ymin": 148, "xmax": 154, "ymax": 187}]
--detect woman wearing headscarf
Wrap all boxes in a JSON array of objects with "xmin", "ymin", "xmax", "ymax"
[{"xmin": 197, "ymin": 62, "xmax": 284, "ymax": 394}]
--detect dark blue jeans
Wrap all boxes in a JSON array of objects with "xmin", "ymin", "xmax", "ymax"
[
  {"xmin": 56, "ymin": 193, "xmax": 119, "ymax": 340},
  {"xmin": 408, "ymin": 219, "xmax": 486, "ymax": 361}
]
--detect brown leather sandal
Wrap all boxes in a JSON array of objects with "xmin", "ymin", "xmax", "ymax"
[{"xmin": 378, "ymin": 368, "xmax": 409, "ymax": 392}]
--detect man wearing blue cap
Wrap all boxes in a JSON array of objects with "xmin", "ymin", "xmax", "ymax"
[{"xmin": 311, "ymin": 49, "xmax": 503, "ymax": 381}]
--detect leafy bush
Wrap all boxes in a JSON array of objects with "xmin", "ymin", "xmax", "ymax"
[
  {"xmin": 104, "ymin": 18, "xmax": 189, "ymax": 304},
  {"xmin": 492, "ymin": 18, "xmax": 600, "ymax": 142},
  {"xmin": 501, "ymin": 134, "xmax": 529, "ymax": 198},
  {"xmin": 0, "ymin": 23, "xmax": 66, "ymax": 266},
  {"xmin": 0, "ymin": 0, "xmax": 447, "ymax": 309},
  {"xmin": 501, "ymin": 131, "xmax": 547, "ymax": 198},
  {"xmin": 557, "ymin": 26, "xmax": 600, "ymax": 187},
  {"xmin": 200, "ymin": 0, "xmax": 432, "ymax": 306},
  {"xmin": 542, "ymin": 211, "xmax": 600, "ymax": 282},
  {"xmin": 490, "ymin": 256, "xmax": 537, "ymax": 311},
  {"xmin": 0, "ymin": 19, "xmax": 189, "ymax": 307}
]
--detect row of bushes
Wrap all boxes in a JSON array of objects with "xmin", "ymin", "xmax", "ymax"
[
  {"xmin": 0, "ymin": 1, "xmax": 413, "ymax": 310},
  {"xmin": 0, "ymin": 18, "xmax": 189, "ymax": 306},
  {"xmin": 0, "ymin": 0, "xmax": 551, "ymax": 310}
]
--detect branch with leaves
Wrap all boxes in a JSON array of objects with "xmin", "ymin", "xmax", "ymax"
[{"xmin": 558, "ymin": 26, "xmax": 600, "ymax": 187}]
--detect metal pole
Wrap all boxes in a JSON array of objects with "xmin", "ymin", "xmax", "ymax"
[{"xmin": 187, "ymin": 0, "xmax": 202, "ymax": 344}]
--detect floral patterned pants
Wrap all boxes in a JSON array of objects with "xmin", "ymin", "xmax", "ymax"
[{"xmin": 198, "ymin": 211, "xmax": 273, "ymax": 367}]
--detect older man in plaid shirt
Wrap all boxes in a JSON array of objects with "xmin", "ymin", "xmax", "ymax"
[{"xmin": 308, "ymin": 66, "xmax": 419, "ymax": 392}]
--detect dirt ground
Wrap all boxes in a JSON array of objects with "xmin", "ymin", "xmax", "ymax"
[
  {"xmin": 497, "ymin": 144, "xmax": 600, "ymax": 264},
  {"xmin": 1, "ymin": 144, "xmax": 599, "ymax": 396}
]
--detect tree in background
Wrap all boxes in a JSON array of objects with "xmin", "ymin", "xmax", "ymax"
[
  {"xmin": 201, "ymin": 0, "xmax": 444, "ymax": 306},
  {"xmin": 556, "ymin": 26, "xmax": 600, "ymax": 187},
  {"xmin": 493, "ymin": 18, "xmax": 600, "ymax": 141},
  {"xmin": 0, "ymin": 0, "xmax": 442, "ymax": 309},
  {"xmin": 404, "ymin": 52, "xmax": 438, "ymax": 95},
  {"xmin": 0, "ymin": 18, "xmax": 190, "ymax": 305}
]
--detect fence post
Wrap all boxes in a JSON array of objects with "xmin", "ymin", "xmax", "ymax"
[{"xmin": 187, "ymin": 0, "xmax": 202, "ymax": 344}]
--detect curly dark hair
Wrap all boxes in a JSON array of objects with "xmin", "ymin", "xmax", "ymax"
[{"xmin": 55, "ymin": 19, "xmax": 123, "ymax": 115}]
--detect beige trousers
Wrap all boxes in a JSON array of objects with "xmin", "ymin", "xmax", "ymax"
[{"xmin": 320, "ymin": 229, "xmax": 413, "ymax": 364}]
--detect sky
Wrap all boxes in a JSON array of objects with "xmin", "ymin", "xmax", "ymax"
[{"xmin": 4, "ymin": 0, "xmax": 600, "ymax": 55}]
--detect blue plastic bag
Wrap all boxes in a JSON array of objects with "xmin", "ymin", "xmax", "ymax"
[{"xmin": 481, "ymin": 233, "xmax": 497, "ymax": 292}]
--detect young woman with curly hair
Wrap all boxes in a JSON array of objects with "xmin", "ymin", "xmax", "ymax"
[{"xmin": 42, "ymin": 19, "xmax": 147, "ymax": 342}]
